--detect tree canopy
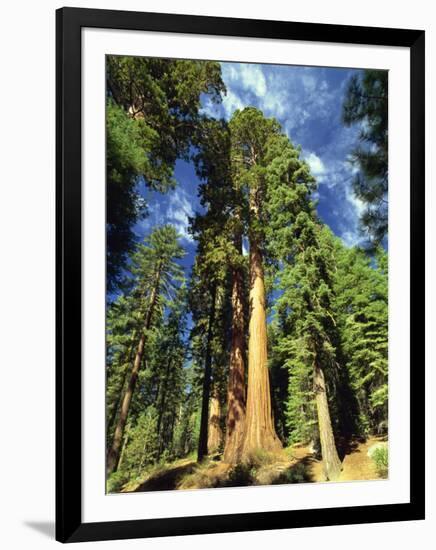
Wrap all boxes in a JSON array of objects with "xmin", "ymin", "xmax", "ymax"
[
  {"xmin": 105, "ymin": 61, "xmax": 389, "ymax": 492},
  {"xmin": 342, "ymin": 69, "xmax": 388, "ymax": 247}
]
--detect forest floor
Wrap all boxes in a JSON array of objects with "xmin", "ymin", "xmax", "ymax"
[{"xmin": 121, "ymin": 436, "xmax": 387, "ymax": 493}]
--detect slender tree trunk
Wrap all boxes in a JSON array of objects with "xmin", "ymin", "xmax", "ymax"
[
  {"xmin": 242, "ymin": 190, "xmax": 282, "ymax": 459},
  {"xmin": 107, "ymin": 337, "xmax": 137, "ymax": 440},
  {"xmin": 117, "ymin": 420, "xmax": 131, "ymax": 471},
  {"xmin": 313, "ymin": 360, "xmax": 342, "ymax": 481},
  {"xmin": 223, "ymin": 246, "xmax": 246, "ymax": 463},
  {"xmin": 207, "ymin": 390, "xmax": 223, "ymax": 455},
  {"xmin": 197, "ymin": 285, "xmax": 217, "ymax": 462},
  {"xmin": 156, "ymin": 359, "xmax": 172, "ymax": 458},
  {"xmin": 107, "ymin": 272, "xmax": 160, "ymax": 475}
]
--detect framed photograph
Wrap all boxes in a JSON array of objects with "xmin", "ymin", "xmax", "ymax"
[{"xmin": 56, "ymin": 7, "xmax": 425, "ymax": 543}]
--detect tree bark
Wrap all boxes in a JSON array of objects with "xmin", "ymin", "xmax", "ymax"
[
  {"xmin": 242, "ymin": 189, "xmax": 282, "ymax": 459},
  {"xmin": 223, "ymin": 261, "xmax": 246, "ymax": 463},
  {"xmin": 313, "ymin": 360, "xmax": 342, "ymax": 481},
  {"xmin": 107, "ymin": 270, "xmax": 160, "ymax": 475},
  {"xmin": 197, "ymin": 284, "xmax": 217, "ymax": 462},
  {"xmin": 156, "ymin": 359, "xmax": 172, "ymax": 458},
  {"xmin": 107, "ymin": 337, "xmax": 137, "ymax": 440},
  {"xmin": 207, "ymin": 390, "xmax": 223, "ymax": 455}
]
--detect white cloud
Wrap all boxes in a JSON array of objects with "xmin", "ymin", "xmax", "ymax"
[
  {"xmin": 199, "ymin": 96, "xmax": 220, "ymax": 118},
  {"xmin": 223, "ymin": 63, "xmax": 267, "ymax": 98},
  {"xmin": 305, "ymin": 152, "xmax": 326, "ymax": 178},
  {"xmin": 242, "ymin": 237, "xmax": 249, "ymax": 257},
  {"xmin": 302, "ymin": 74, "xmax": 317, "ymax": 93},
  {"xmin": 345, "ymin": 187, "xmax": 365, "ymax": 218},
  {"xmin": 262, "ymin": 90, "xmax": 287, "ymax": 118},
  {"xmin": 166, "ymin": 187, "xmax": 195, "ymax": 243},
  {"xmin": 338, "ymin": 182, "xmax": 366, "ymax": 248},
  {"xmin": 340, "ymin": 230, "xmax": 361, "ymax": 248},
  {"xmin": 222, "ymin": 89, "xmax": 245, "ymax": 119}
]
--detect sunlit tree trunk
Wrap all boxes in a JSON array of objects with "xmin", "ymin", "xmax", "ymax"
[
  {"xmin": 314, "ymin": 360, "xmax": 342, "ymax": 480},
  {"xmin": 156, "ymin": 358, "xmax": 172, "ymax": 458},
  {"xmin": 242, "ymin": 189, "xmax": 282, "ymax": 459},
  {"xmin": 207, "ymin": 390, "xmax": 223, "ymax": 455},
  {"xmin": 197, "ymin": 285, "xmax": 217, "ymax": 462},
  {"xmin": 107, "ymin": 336, "xmax": 137, "ymax": 440},
  {"xmin": 223, "ymin": 245, "xmax": 246, "ymax": 463},
  {"xmin": 107, "ymin": 272, "xmax": 160, "ymax": 475}
]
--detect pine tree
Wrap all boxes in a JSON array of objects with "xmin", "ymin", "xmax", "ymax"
[
  {"xmin": 189, "ymin": 239, "xmax": 229, "ymax": 461},
  {"xmin": 153, "ymin": 287, "xmax": 189, "ymax": 460},
  {"xmin": 342, "ymin": 69, "xmax": 388, "ymax": 246},
  {"xmin": 333, "ymin": 244, "xmax": 388, "ymax": 435},
  {"xmin": 107, "ymin": 225, "xmax": 185, "ymax": 474},
  {"xmin": 192, "ymin": 117, "xmax": 248, "ymax": 464},
  {"xmin": 106, "ymin": 56, "xmax": 225, "ymax": 289}
]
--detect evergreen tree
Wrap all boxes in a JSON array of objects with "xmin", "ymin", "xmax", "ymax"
[
  {"xmin": 333, "ymin": 244, "xmax": 388, "ymax": 435},
  {"xmin": 264, "ymin": 132, "xmax": 343, "ymax": 479},
  {"xmin": 229, "ymin": 108, "xmax": 284, "ymax": 458},
  {"xmin": 153, "ymin": 287, "xmax": 189, "ymax": 460},
  {"xmin": 192, "ymin": 117, "xmax": 248, "ymax": 464},
  {"xmin": 104, "ymin": 70, "xmax": 390, "ymax": 490},
  {"xmin": 188, "ymin": 235, "xmax": 229, "ymax": 461},
  {"xmin": 342, "ymin": 69, "xmax": 388, "ymax": 246},
  {"xmin": 107, "ymin": 225, "xmax": 185, "ymax": 474},
  {"xmin": 106, "ymin": 56, "xmax": 225, "ymax": 289}
]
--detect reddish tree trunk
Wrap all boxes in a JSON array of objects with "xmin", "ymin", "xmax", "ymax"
[
  {"xmin": 223, "ymin": 263, "xmax": 246, "ymax": 463},
  {"xmin": 197, "ymin": 285, "xmax": 217, "ymax": 462},
  {"xmin": 242, "ymin": 190, "xmax": 282, "ymax": 459},
  {"xmin": 207, "ymin": 391, "xmax": 223, "ymax": 455}
]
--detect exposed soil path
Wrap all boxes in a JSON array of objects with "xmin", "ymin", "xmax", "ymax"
[
  {"xmin": 126, "ymin": 437, "xmax": 385, "ymax": 492},
  {"xmin": 290, "ymin": 437, "xmax": 383, "ymax": 482}
]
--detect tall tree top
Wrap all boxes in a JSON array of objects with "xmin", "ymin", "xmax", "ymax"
[{"xmin": 342, "ymin": 69, "xmax": 388, "ymax": 247}]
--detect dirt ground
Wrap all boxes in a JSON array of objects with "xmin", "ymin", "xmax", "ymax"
[
  {"xmin": 290, "ymin": 436, "xmax": 383, "ymax": 483},
  {"xmin": 124, "ymin": 436, "xmax": 386, "ymax": 492}
]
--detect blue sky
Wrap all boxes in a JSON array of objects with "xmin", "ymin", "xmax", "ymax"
[{"xmin": 134, "ymin": 61, "xmax": 368, "ymax": 271}]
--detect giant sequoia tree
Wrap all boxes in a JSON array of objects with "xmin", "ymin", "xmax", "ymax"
[
  {"xmin": 229, "ymin": 108, "xmax": 284, "ymax": 458},
  {"xmin": 264, "ymin": 132, "xmax": 343, "ymax": 480}
]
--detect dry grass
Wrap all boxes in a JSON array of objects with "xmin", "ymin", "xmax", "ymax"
[{"xmin": 119, "ymin": 437, "xmax": 388, "ymax": 493}]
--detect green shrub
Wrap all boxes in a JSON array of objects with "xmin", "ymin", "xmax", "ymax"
[
  {"xmin": 246, "ymin": 448, "xmax": 276, "ymax": 468},
  {"xmin": 106, "ymin": 470, "xmax": 130, "ymax": 493},
  {"xmin": 226, "ymin": 463, "xmax": 255, "ymax": 486},
  {"xmin": 371, "ymin": 446, "xmax": 388, "ymax": 478},
  {"xmin": 121, "ymin": 406, "xmax": 159, "ymax": 476},
  {"xmin": 274, "ymin": 462, "xmax": 311, "ymax": 484}
]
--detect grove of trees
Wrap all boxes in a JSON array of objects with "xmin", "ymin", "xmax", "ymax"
[{"xmin": 105, "ymin": 57, "xmax": 389, "ymax": 491}]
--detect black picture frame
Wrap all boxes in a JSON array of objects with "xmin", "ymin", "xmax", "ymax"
[{"xmin": 56, "ymin": 6, "xmax": 425, "ymax": 543}]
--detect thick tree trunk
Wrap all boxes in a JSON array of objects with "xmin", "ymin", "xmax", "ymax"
[
  {"xmin": 107, "ymin": 273, "xmax": 160, "ymax": 475},
  {"xmin": 223, "ymin": 262, "xmax": 246, "ymax": 463},
  {"xmin": 313, "ymin": 360, "xmax": 342, "ymax": 481},
  {"xmin": 242, "ymin": 190, "xmax": 282, "ymax": 459},
  {"xmin": 197, "ymin": 285, "xmax": 217, "ymax": 462},
  {"xmin": 207, "ymin": 391, "xmax": 223, "ymax": 455}
]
